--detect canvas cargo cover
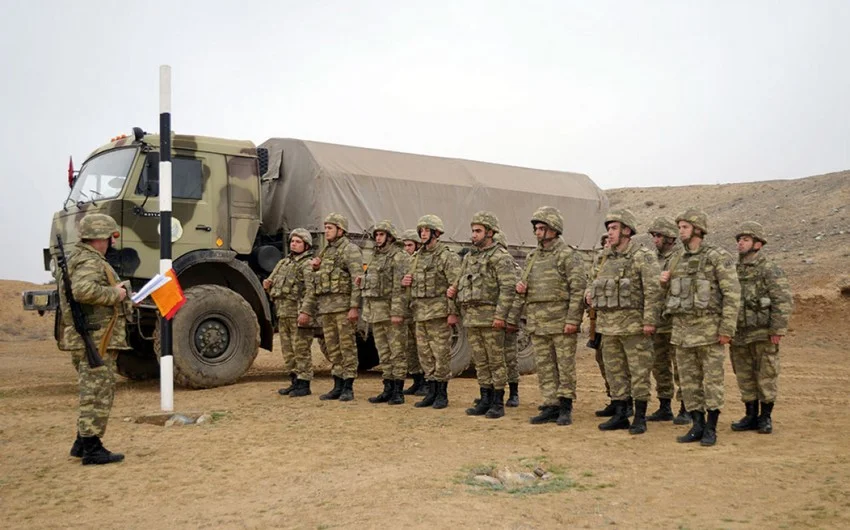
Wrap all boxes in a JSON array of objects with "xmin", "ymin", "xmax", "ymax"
[{"xmin": 260, "ymin": 138, "xmax": 608, "ymax": 249}]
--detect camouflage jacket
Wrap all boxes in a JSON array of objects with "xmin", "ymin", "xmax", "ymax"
[
  {"xmin": 58, "ymin": 242, "xmax": 130, "ymax": 351},
  {"xmin": 409, "ymin": 241, "xmax": 461, "ymax": 322},
  {"xmin": 267, "ymin": 251, "xmax": 314, "ymax": 321},
  {"xmin": 664, "ymin": 243, "xmax": 741, "ymax": 347},
  {"xmin": 456, "ymin": 243, "xmax": 519, "ymax": 327},
  {"xmin": 733, "ymin": 252, "xmax": 793, "ymax": 344},
  {"xmin": 655, "ymin": 245, "xmax": 681, "ymax": 334},
  {"xmin": 589, "ymin": 241, "xmax": 663, "ymax": 336},
  {"xmin": 302, "ymin": 236, "xmax": 363, "ymax": 316},
  {"xmin": 521, "ymin": 238, "xmax": 587, "ymax": 335},
  {"xmin": 361, "ymin": 243, "xmax": 411, "ymax": 323}
]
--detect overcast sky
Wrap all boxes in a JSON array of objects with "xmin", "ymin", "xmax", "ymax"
[{"xmin": 1, "ymin": 0, "xmax": 848, "ymax": 282}]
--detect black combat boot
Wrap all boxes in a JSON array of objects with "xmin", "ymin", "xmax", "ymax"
[
  {"xmin": 556, "ymin": 397, "xmax": 573, "ymax": 426},
  {"xmin": 598, "ymin": 400, "xmax": 631, "ymax": 431},
  {"xmin": 673, "ymin": 401, "xmax": 692, "ymax": 425},
  {"xmin": 595, "ymin": 400, "xmax": 617, "ymax": 417},
  {"xmin": 506, "ymin": 382, "xmax": 520, "ymax": 407},
  {"xmin": 388, "ymin": 380, "xmax": 405, "ymax": 405},
  {"xmin": 278, "ymin": 372, "xmax": 297, "ymax": 395},
  {"xmin": 625, "ymin": 397, "xmax": 634, "ymax": 417},
  {"xmin": 339, "ymin": 378, "xmax": 355, "ymax": 402},
  {"xmin": 485, "ymin": 389, "xmax": 506, "ymax": 419},
  {"xmin": 758, "ymin": 402, "xmax": 774, "ymax": 434},
  {"xmin": 701, "ymin": 409, "xmax": 720, "ymax": 446},
  {"xmin": 368, "ymin": 379, "xmax": 393, "ymax": 404},
  {"xmin": 677, "ymin": 410, "xmax": 705, "ymax": 443},
  {"xmin": 81, "ymin": 436, "xmax": 124, "ymax": 466},
  {"xmin": 466, "ymin": 387, "xmax": 493, "ymax": 416},
  {"xmin": 70, "ymin": 432, "xmax": 83, "ymax": 458},
  {"xmin": 731, "ymin": 400, "xmax": 760, "ymax": 431},
  {"xmin": 529, "ymin": 405, "xmax": 560, "ymax": 424},
  {"xmin": 403, "ymin": 373, "xmax": 425, "ymax": 396},
  {"xmin": 629, "ymin": 400, "xmax": 648, "ymax": 435},
  {"xmin": 319, "ymin": 375, "xmax": 344, "ymax": 401},
  {"xmin": 647, "ymin": 398, "xmax": 674, "ymax": 421},
  {"xmin": 289, "ymin": 379, "xmax": 311, "ymax": 397},
  {"xmin": 432, "ymin": 381, "xmax": 449, "ymax": 409},
  {"xmin": 415, "ymin": 381, "xmax": 437, "ymax": 408}
]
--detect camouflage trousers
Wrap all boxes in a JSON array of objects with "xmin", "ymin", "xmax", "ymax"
[
  {"xmin": 652, "ymin": 332, "xmax": 682, "ymax": 401},
  {"xmin": 594, "ymin": 347, "xmax": 611, "ymax": 397},
  {"xmin": 279, "ymin": 316, "xmax": 315, "ymax": 381},
  {"xmin": 74, "ymin": 349, "xmax": 117, "ymax": 438},
  {"xmin": 676, "ymin": 343, "xmax": 725, "ymax": 412},
  {"xmin": 730, "ymin": 341, "xmax": 780, "ymax": 403},
  {"xmin": 320, "ymin": 312, "xmax": 359, "ymax": 379},
  {"xmin": 601, "ymin": 334, "xmax": 653, "ymax": 402},
  {"xmin": 373, "ymin": 320, "xmax": 409, "ymax": 380},
  {"xmin": 406, "ymin": 320, "xmax": 423, "ymax": 375},
  {"xmin": 415, "ymin": 319, "xmax": 453, "ymax": 382},
  {"xmin": 467, "ymin": 327, "xmax": 508, "ymax": 389},
  {"xmin": 505, "ymin": 330, "xmax": 519, "ymax": 384},
  {"xmin": 532, "ymin": 333, "xmax": 577, "ymax": 406}
]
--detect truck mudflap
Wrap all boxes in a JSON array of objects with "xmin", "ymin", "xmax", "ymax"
[{"xmin": 22, "ymin": 289, "xmax": 58, "ymax": 315}]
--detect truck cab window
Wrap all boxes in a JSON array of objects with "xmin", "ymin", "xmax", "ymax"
[{"xmin": 137, "ymin": 158, "xmax": 204, "ymax": 199}]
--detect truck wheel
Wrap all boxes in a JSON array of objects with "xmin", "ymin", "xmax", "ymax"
[
  {"xmin": 155, "ymin": 285, "xmax": 259, "ymax": 389},
  {"xmin": 116, "ymin": 351, "xmax": 160, "ymax": 381},
  {"xmin": 449, "ymin": 325, "xmax": 472, "ymax": 377},
  {"xmin": 516, "ymin": 325, "xmax": 537, "ymax": 375}
]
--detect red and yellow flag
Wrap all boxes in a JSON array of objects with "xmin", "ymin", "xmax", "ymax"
[{"xmin": 151, "ymin": 269, "xmax": 186, "ymax": 320}]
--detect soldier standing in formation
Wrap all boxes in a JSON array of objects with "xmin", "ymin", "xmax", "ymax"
[
  {"xmin": 400, "ymin": 229, "xmax": 427, "ymax": 396},
  {"xmin": 265, "ymin": 229, "xmax": 316, "ymax": 397},
  {"xmin": 301, "ymin": 213, "xmax": 363, "ymax": 402},
  {"xmin": 662, "ymin": 209, "xmax": 741, "ymax": 447},
  {"xmin": 646, "ymin": 217, "xmax": 690, "ymax": 424},
  {"xmin": 59, "ymin": 213, "xmax": 129, "ymax": 465},
  {"xmin": 360, "ymin": 221, "xmax": 411, "ymax": 405},
  {"xmin": 730, "ymin": 222, "xmax": 793, "ymax": 434},
  {"xmin": 493, "ymin": 231, "xmax": 521, "ymax": 407},
  {"xmin": 401, "ymin": 215, "xmax": 461, "ymax": 409},
  {"xmin": 517, "ymin": 207, "xmax": 587, "ymax": 426},
  {"xmin": 448, "ymin": 211, "xmax": 519, "ymax": 419},
  {"xmin": 589, "ymin": 210, "xmax": 663, "ymax": 435}
]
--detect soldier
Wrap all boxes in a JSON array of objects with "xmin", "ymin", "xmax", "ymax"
[
  {"xmin": 58, "ymin": 213, "xmax": 129, "ymax": 465},
  {"xmin": 263, "ymin": 228, "xmax": 316, "ymax": 398},
  {"xmin": 300, "ymin": 213, "xmax": 363, "ymax": 401},
  {"xmin": 661, "ymin": 208, "xmax": 741, "ymax": 447},
  {"xmin": 360, "ymin": 221, "xmax": 410, "ymax": 405},
  {"xmin": 493, "ymin": 231, "xmax": 521, "ymax": 407},
  {"xmin": 400, "ymin": 229, "xmax": 427, "ymax": 396},
  {"xmin": 589, "ymin": 232, "xmax": 620, "ymax": 417},
  {"xmin": 587, "ymin": 210, "xmax": 663, "ymax": 435},
  {"xmin": 448, "ymin": 211, "xmax": 518, "ymax": 419},
  {"xmin": 517, "ymin": 206, "xmax": 587, "ymax": 426},
  {"xmin": 646, "ymin": 216, "xmax": 690, "ymax": 424},
  {"xmin": 730, "ymin": 221, "xmax": 793, "ymax": 434},
  {"xmin": 401, "ymin": 215, "xmax": 461, "ymax": 409}
]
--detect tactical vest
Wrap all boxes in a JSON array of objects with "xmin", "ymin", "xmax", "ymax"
[
  {"xmin": 456, "ymin": 246, "xmax": 501, "ymax": 304},
  {"xmin": 737, "ymin": 259, "xmax": 771, "ymax": 329},
  {"xmin": 590, "ymin": 248, "xmax": 644, "ymax": 310},
  {"xmin": 361, "ymin": 246, "xmax": 398, "ymax": 299},
  {"xmin": 664, "ymin": 248, "xmax": 722, "ymax": 315},
  {"xmin": 314, "ymin": 241, "xmax": 353, "ymax": 296},
  {"xmin": 525, "ymin": 247, "xmax": 570, "ymax": 303},
  {"xmin": 413, "ymin": 245, "xmax": 451, "ymax": 299},
  {"xmin": 270, "ymin": 255, "xmax": 308, "ymax": 301}
]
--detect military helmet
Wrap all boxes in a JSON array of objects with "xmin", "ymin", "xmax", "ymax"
[
  {"xmin": 78, "ymin": 213, "xmax": 120, "ymax": 240},
  {"xmin": 417, "ymin": 214, "xmax": 445, "ymax": 233},
  {"xmin": 371, "ymin": 219, "xmax": 398, "ymax": 240},
  {"xmin": 604, "ymin": 209, "xmax": 638, "ymax": 235},
  {"xmin": 289, "ymin": 228, "xmax": 313, "ymax": 248},
  {"xmin": 735, "ymin": 221, "xmax": 767, "ymax": 245},
  {"xmin": 600, "ymin": 232, "xmax": 609, "ymax": 246},
  {"xmin": 470, "ymin": 210, "xmax": 500, "ymax": 232},
  {"xmin": 676, "ymin": 208, "xmax": 709, "ymax": 235},
  {"xmin": 401, "ymin": 229, "xmax": 420, "ymax": 244},
  {"xmin": 324, "ymin": 212, "xmax": 348, "ymax": 232},
  {"xmin": 493, "ymin": 231, "xmax": 507, "ymax": 249},
  {"xmin": 530, "ymin": 206, "xmax": 564, "ymax": 235},
  {"xmin": 648, "ymin": 216, "xmax": 678, "ymax": 239}
]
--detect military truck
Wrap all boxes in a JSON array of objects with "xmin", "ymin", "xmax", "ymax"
[{"xmin": 22, "ymin": 129, "xmax": 608, "ymax": 388}]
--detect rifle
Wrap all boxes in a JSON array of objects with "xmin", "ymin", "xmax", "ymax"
[
  {"xmin": 56, "ymin": 235, "xmax": 104, "ymax": 368},
  {"xmin": 586, "ymin": 307, "xmax": 602, "ymax": 349}
]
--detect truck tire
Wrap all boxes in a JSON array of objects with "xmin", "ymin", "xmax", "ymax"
[
  {"xmin": 155, "ymin": 285, "xmax": 259, "ymax": 389},
  {"xmin": 516, "ymin": 326, "xmax": 537, "ymax": 375},
  {"xmin": 449, "ymin": 325, "xmax": 472, "ymax": 377},
  {"xmin": 116, "ymin": 351, "xmax": 160, "ymax": 381}
]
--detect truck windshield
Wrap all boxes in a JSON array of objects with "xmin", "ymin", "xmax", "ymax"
[{"xmin": 69, "ymin": 148, "xmax": 136, "ymax": 205}]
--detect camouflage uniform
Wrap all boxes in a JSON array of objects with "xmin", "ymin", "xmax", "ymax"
[
  {"xmin": 494, "ymin": 231, "xmax": 521, "ymax": 407},
  {"xmin": 400, "ymin": 229, "xmax": 425, "ymax": 396},
  {"xmin": 730, "ymin": 222, "xmax": 793, "ymax": 434}
]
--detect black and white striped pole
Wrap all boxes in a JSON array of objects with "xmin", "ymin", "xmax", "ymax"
[{"xmin": 159, "ymin": 65, "xmax": 174, "ymax": 412}]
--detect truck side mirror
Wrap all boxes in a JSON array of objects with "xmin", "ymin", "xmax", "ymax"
[{"xmin": 140, "ymin": 151, "xmax": 160, "ymax": 196}]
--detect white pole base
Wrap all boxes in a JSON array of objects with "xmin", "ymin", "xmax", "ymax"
[{"xmin": 160, "ymin": 355, "xmax": 174, "ymax": 412}]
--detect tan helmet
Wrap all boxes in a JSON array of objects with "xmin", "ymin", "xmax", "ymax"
[
  {"xmin": 417, "ymin": 214, "xmax": 445, "ymax": 233},
  {"xmin": 648, "ymin": 216, "xmax": 678, "ymax": 239},
  {"xmin": 371, "ymin": 219, "xmax": 398, "ymax": 240},
  {"xmin": 324, "ymin": 212, "xmax": 349, "ymax": 232},
  {"xmin": 470, "ymin": 210, "xmax": 500, "ymax": 232},
  {"xmin": 604, "ymin": 209, "xmax": 638, "ymax": 235},
  {"xmin": 401, "ymin": 229, "xmax": 421, "ymax": 244},
  {"xmin": 676, "ymin": 208, "xmax": 709, "ymax": 235},
  {"xmin": 78, "ymin": 213, "xmax": 120, "ymax": 240},
  {"xmin": 493, "ymin": 231, "xmax": 507, "ymax": 249},
  {"xmin": 735, "ymin": 221, "xmax": 767, "ymax": 245},
  {"xmin": 289, "ymin": 228, "xmax": 313, "ymax": 248},
  {"xmin": 600, "ymin": 232, "xmax": 609, "ymax": 246},
  {"xmin": 530, "ymin": 206, "xmax": 564, "ymax": 235}
]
